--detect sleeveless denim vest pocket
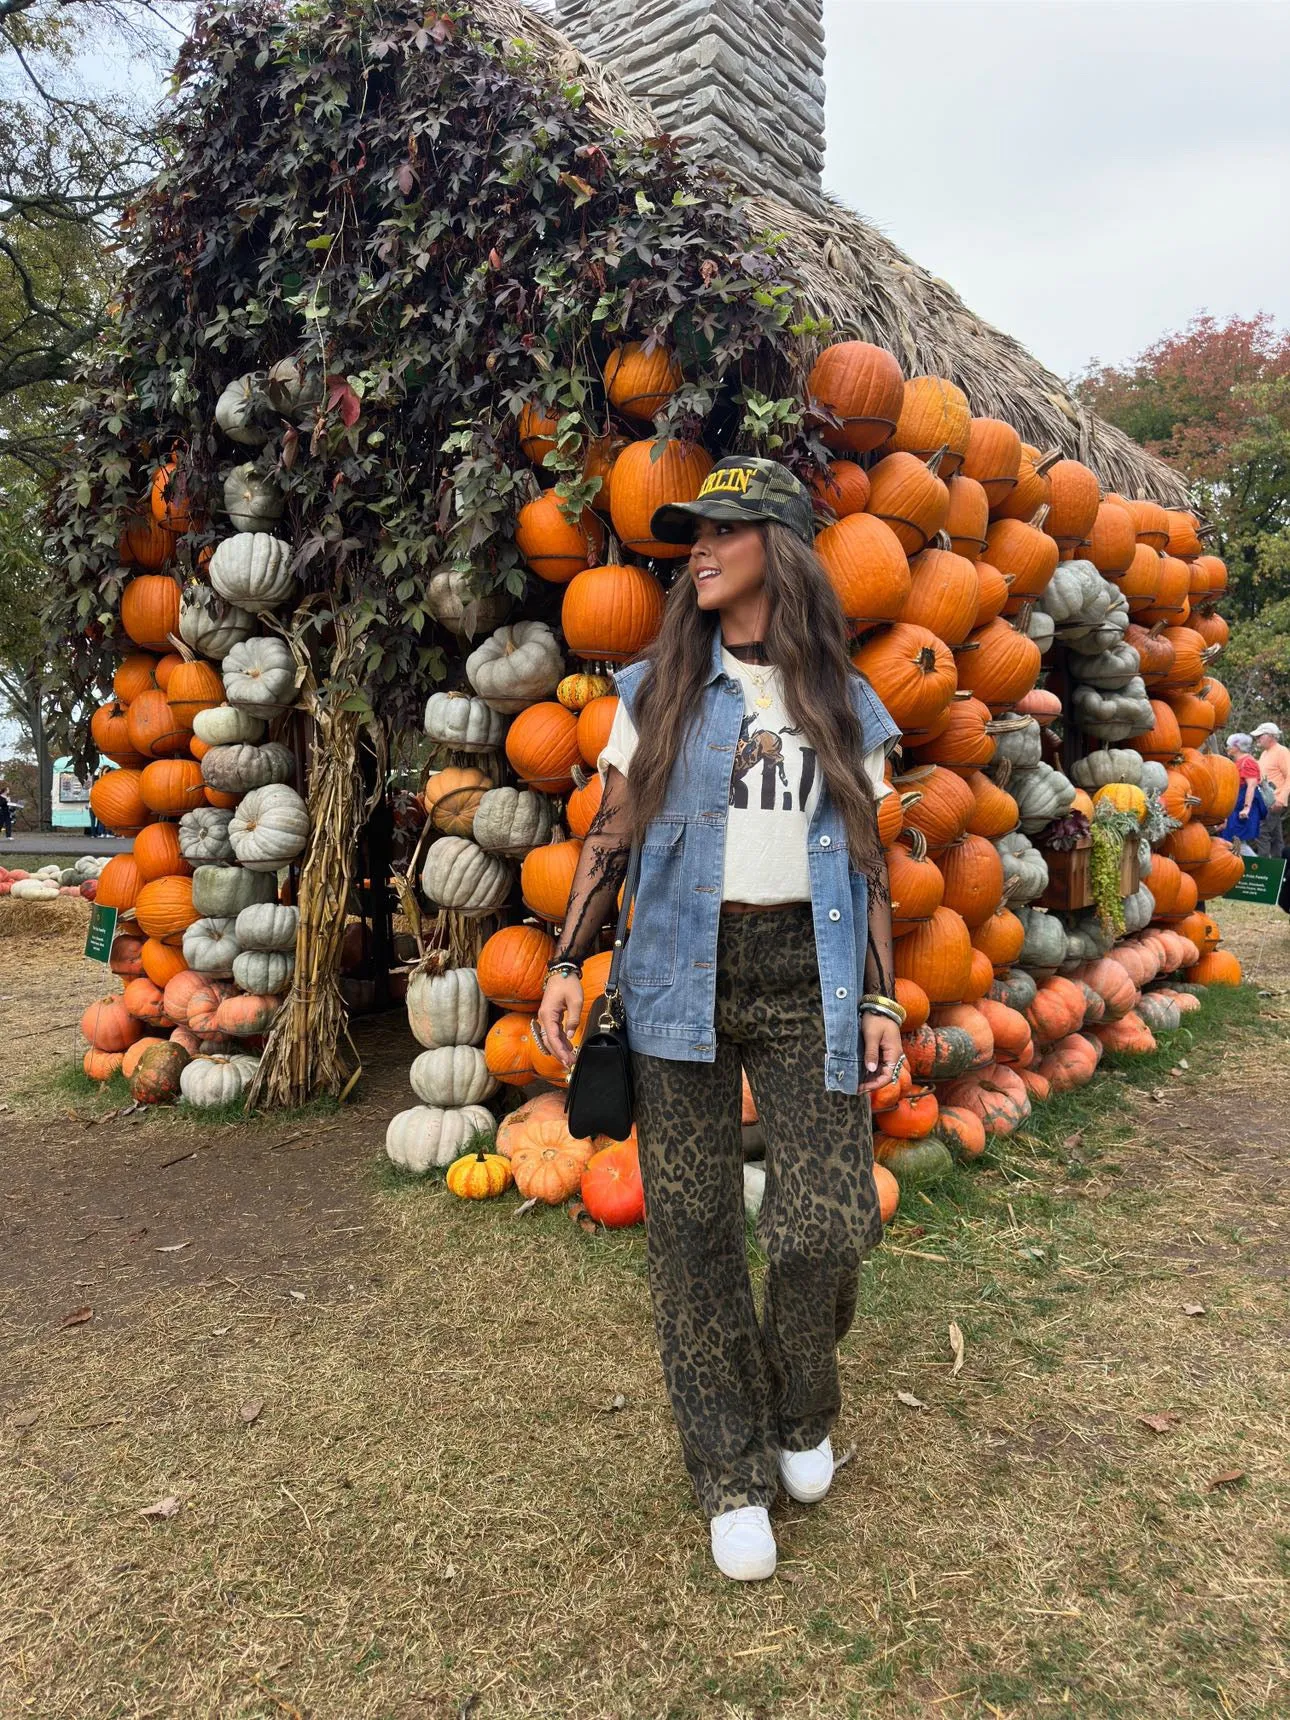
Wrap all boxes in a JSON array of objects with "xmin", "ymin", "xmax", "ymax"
[{"xmin": 624, "ymin": 818, "xmax": 687, "ymax": 986}]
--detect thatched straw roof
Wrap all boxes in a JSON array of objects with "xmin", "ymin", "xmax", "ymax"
[{"xmin": 477, "ymin": 0, "xmax": 1189, "ymax": 507}]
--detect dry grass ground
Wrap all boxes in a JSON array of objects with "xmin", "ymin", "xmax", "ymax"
[{"xmin": 1, "ymin": 900, "xmax": 1288, "ymax": 1718}]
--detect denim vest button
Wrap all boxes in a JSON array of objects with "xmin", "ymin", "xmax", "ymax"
[
  {"xmin": 819, "ymin": 834, "xmax": 832, "ymax": 847},
  {"xmin": 835, "ymin": 986, "xmax": 848, "ymax": 999},
  {"xmin": 828, "ymin": 908, "xmax": 841, "ymax": 922}
]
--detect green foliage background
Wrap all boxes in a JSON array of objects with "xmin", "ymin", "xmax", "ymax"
[{"xmin": 44, "ymin": 0, "xmax": 830, "ymax": 768}]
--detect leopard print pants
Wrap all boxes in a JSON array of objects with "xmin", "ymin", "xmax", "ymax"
[{"xmin": 632, "ymin": 904, "xmax": 882, "ymax": 1519}]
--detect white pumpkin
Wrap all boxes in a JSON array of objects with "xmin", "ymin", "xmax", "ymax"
[
  {"xmin": 1038, "ymin": 559, "xmax": 1104, "ymax": 627},
  {"xmin": 230, "ymin": 1052, "xmax": 261, "ymax": 1083},
  {"xmin": 234, "ymin": 901, "xmax": 298, "ymax": 952},
  {"xmin": 1069, "ymin": 643, "xmax": 1141, "ymax": 691},
  {"xmin": 192, "ymin": 703, "xmax": 265, "ymax": 746},
  {"xmin": 1064, "ymin": 585, "xmax": 1129, "ymax": 655},
  {"xmin": 1139, "ymin": 761, "xmax": 1169, "ymax": 795},
  {"xmin": 265, "ymin": 355, "xmax": 323, "ymax": 412},
  {"xmin": 178, "ymin": 807, "xmax": 236, "ymax": 863},
  {"xmin": 409, "ymin": 1044, "xmax": 498, "ymax": 1108},
  {"xmin": 743, "ymin": 1161, "xmax": 766, "ymax": 1220},
  {"xmin": 1016, "ymin": 905, "xmax": 1067, "ymax": 975},
  {"xmin": 191, "ymin": 863, "xmax": 276, "ymax": 917},
  {"xmin": 426, "ymin": 566, "xmax": 512, "ymax": 638},
  {"xmin": 990, "ymin": 716, "xmax": 1042, "ymax": 770},
  {"xmin": 201, "ymin": 740, "xmax": 294, "ymax": 795},
  {"xmin": 74, "ymin": 855, "xmax": 106, "ymax": 878},
  {"xmin": 422, "ymin": 690, "xmax": 505, "ymax": 752},
  {"xmin": 1137, "ymin": 992, "xmax": 1181, "ymax": 1034},
  {"xmin": 1123, "ymin": 884, "xmax": 1155, "ymax": 934},
  {"xmin": 222, "ymin": 635, "xmax": 298, "ymax": 713},
  {"xmin": 10, "ymin": 878, "xmax": 58, "ymax": 900},
  {"xmin": 224, "ymin": 462, "xmax": 284, "ymax": 533},
  {"xmin": 1071, "ymin": 748, "xmax": 1144, "ymax": 790},
  {"xmin": 994, "ymin": 831, "xmax": 1049, "ymax": 903},
  {"xmin": 1061, "ymin": 913, "xmax": 1112, "ymax": 967},
  {"xmin": 1025, "ymin": 608, "xmax": 1055, "ymax": 655},
  {"xmin": 420, "ymin": 836, "xmax": 511, "ymax": 916},
  {"xmin": 406, "ymin": 966, "xmax": 488, "ymax": 1050},
  {"xmin": 384, "ymin": 1103, "xmax": 496, "ymax": 1175},
  {"xmin": 179, "ymin": 1056, "xmax": 245, "ymax": 1107},
  {"xmin": 1071, "ymin": 679, "xmax": 1153, "ymax": 743},
  {"xmin": 209, "ymin": 533, "xmax": 294, "ymax": 610},
  {"xmin": 228, "ymin": 783, "xmax": 310, "ymax": 871},
  {"xmin": 179, "ymin": 592, "xmax": 256, "ymax": 659},
  {"xmin": 472, "ymin": 786, "xmax": 554, "ymax": 857},
  {"xmin": 215, "ymin": 372, "xmax": 269, "ymax": 446},
  {"xmin": 232, "ymin": 948, "xmax": 294, "ymax": 993},
  {"xmin": 1013, "ymin": 762, "xmax": 1077, "ymax": 834},
  {"xmin": 182, "ymin": 915, "xmax": 240, "ymax": 976},
  {"xmin": 465, "ymin": 620, "xmax": 564, "ymax": 714}
]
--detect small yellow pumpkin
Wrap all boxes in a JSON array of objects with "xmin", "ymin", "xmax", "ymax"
[
  {"xmin": 556, "ymin": 671, "xmax": 613, "ymax": 711},
  {"xmin": 1092, "ymin": 782, "xmax": 1147, "ymax": 822},
  {"xmin": 445, "ymin": 1149, "xmax": 514, "ymax": 1200}
]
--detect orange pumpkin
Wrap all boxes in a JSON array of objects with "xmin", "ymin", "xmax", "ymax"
[
  {"xmin": 991, "ymin": 443, "xmax": 1058, "ymax": 522},
  {"xmin": 945, "ymin": 474, "xmax": 990, "ymax": 559},
  {"xmin": 902, "ymin": 542, "xmax": 980, "ymax": 646},
  {"xmin": 876, "ymin": 1085, "xmax": 940, "ymax": 1140},
  {"xmin": 971, "ymin": 902, "xmax": 1026, "ymax": 972},
  {"xmin": 109, "ymin": 930, "xmax": 146, "ymax": 978},
  {"xmin": 118, "ymin": 513, "xmax": 175, "ymax": 569},
  {"xmin": 505, "ymin": 702, "xmax": 581, "ymax": 793},
  {"xmin": 894, "ymin": 977, "xmax": 930, "ymax": 1032},
  {"xmin": 1167, "ymin": 691, "xmax": 1216, "ymax": 750},
  {"xmin": 907, "ymin": 697, "xmax": 996, "ymax": 777},
  {"xmin": 1191, "ymin": 838, "xmax": 1243, "ymax": 902},
  {"xmin": 1085, "ymin": 500, "xmax": 1137, "ymax": 575},
  {"xmin": 517, "ymin": 400, "xmax": 563, "ymax": 467},
  {"xmin": 893, "ymin": 906, "xmax": 973, "ymax": 1003},
  {"xmin": 806, "ymin": 459, "xmax": 871, "ymax": 521},
  {"xmin": 582, "ymin": 434, "xmax": 629, "ymax": 514},
  {"xmin": 953, "ymin": 618, "xmax": 1042, "ymax": 714},
  {"xmin": 939, "ymin": 1105, "xmax": 987, "ymax": 1160},
  {"xmin": 985, "ymin": 516, "xmax": 1059, "ymax": 608},
  {"xmin": 166, "ymin": 659, "xmax": 224, "ymax": 726},
  {"xmin": 1188, "ymin": 948, "xmax": 1242, "ymax": 986},
  {"xmin": 95, "ymin": 853, "xmax": 144, "ymax": 912},
  {"xmin": 134, "ymin": 875, "xmax": 199, "ymax": 945},
  {"xmin": 887, "ymin": 829, "xmax": 945, "ymax": 937},
  {"xmin": 484, "ymin": 1013, "xmax": 536, "ymax": 1086},
  {"xmin": 83, "ymin": 1048, "xmax": 125, "ymax": 1082},
  {"xmin": 1138, "ymin": 554, "xmax": 1192, "ymax": 625},
  {"xmin": 507, "ymin": 1118, "xmax": 596, "ymax": 1203},
  {"xmin": 114, "ymin": 652, "xmax": 160, "ymax": 703},
  {"xmin": 1043, "ymin": 459, "xmax": 1100, "ymax": 554},
  {"xmin": 515, "ymin": 491, "xmax": 607, "ymax": 584},
  {"xmin": 476, "ymin": 923, "xmax": 555, "ymax": 1011},
  {"xmin": 90, "ymin": 700, "xmax": 147, "ymax": 769},
  {"xmin": 120, "ymin": 1035, "xmax": 167, "ymax": 1080},
  {"xmin": 963, "ymin": 946, "xmax": 995, "ymax": 1003},
  {"xmin": 960, "ymin": 418, "xmax": 1022, "ymax": 507},
  {"xmin": 141, "ymin": 938, "xmax": 189, "ymax": 988},
  {"xmin": 1127, "ymin": 699, "xmax": 1182, "ymax": 763},
  {"xmin": 895, "ymin": 765, "xmax": 975, "ymax": 853},
  {"xmin": 873, "ymin": 1161, "xmax": 901, "ymax": 1220},
  {"xmin": 122, "ymin": 976, "xmax": 172, "ymax": 1028},
  {"xmin": 972, "ymin": 560, "xmax": 1011, "ymax": 628},
  {"xmin": 1109, "ymin": 543, "xmax": 1164, "ymax": 616},
  {"xmin": 423, "ymin": 767, "xmax": 492, "ymax": 835},
  {"xmin": 566, "ymin": 772, "xmax": 603, "ymax": 838},
  {"xmin": 808, "ymin": 340, "xmax": 905, "ymax": 454},
  {"xmin": 815, "ymin": 512, "xmax": 911, "ymax": 624},
  {"xmin": 608, "ymin": 439, "xmax": 713, "ymax": 559},
  {"xmin": 964, "ymin": 770, "xmax": 1019, "ymax": 841},
  {"xmin": 1165, "ymin": 510, "xmax": 1203, "ymax": 559},
  {"xmin": 153, "ymin": 651, "xmax": 183, "ymax": 691},
  {"xmin": 562, "ymin": 564, "xmax": 666, "ymax": 662},
  {"xmin": 851, "ymin": 624, "xmax": 955, "ymax": 736},
  {"xmin": 133, "ymin": 822, "xmax": 193, "ymax": 883},
  {"xmin": 576, "ymin": 695, "xmax": 619, "ymax": 768},
  {"xmin": 121, "ymin": 573, "xmax": 181, "ymax": 651},
  {"xmin": 603, "ymin": 342, "xmax": 683, "ymax": 421},
  {"xmin": 126, "ymin": 688, "xmax": 192, "ymax": 759},
  {"xmin": 150, "ymin": 459, "xmax": 195, "ymax": 532},
  {"xmin": 884, "ymin": 375, "xmax": 971, "ymax": 474},
  {"xmin": 520, "ymin": 838, "xmax": 584, "ymax": 922},
  {"xmin": 938, "ymin": 833, "xmax": 1005, "ymax": 928},
  {"xmin": 1122, "ymin": 496, "xmax": 1171, "ymax": 549},
  {"xmin": 80, "ymin": 994, "xmax": 144, "ymax": 1053},
  {"xmin": 90, "ymin": 768, "xmax": 149, "ymax": 836},
  {"xmin": 139, "ymin": 758, "xmax": 206, "ymax": 816},
  {"xmin": 865, "ymin": 450, "xmax": 950, "ymax": 555}
]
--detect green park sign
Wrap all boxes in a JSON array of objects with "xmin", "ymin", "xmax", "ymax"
[
  {"xmin": 1224, "ymin": 857, "xmax": 1287, "ymax": 906},
  {"xmin": 83, "ymin": 903, "xmax": 119, "ymax": 963}
]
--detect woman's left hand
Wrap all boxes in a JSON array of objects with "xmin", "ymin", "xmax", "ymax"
[{"xmin": 860, "ymin": 1012, "xmax": 904, "ymax": 1093}]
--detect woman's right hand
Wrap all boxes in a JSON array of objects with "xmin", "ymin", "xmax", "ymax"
[{"xmin": 535, "ymin": 974, "xmax": 584, "ymax": 1068}]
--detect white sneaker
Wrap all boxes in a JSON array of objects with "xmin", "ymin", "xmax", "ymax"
[
  {"xmin": 778, "ymin": 1437, "xmax": 834, "ymax": 1503},
  {"xmin": 710, "ymin": 1505, "xmax": 777, "ymax": 1580}
]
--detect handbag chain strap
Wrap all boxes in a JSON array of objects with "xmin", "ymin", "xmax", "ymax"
[{"xmin": 596, "ymin": 841, "xmax": 641, "ymax": 1032}]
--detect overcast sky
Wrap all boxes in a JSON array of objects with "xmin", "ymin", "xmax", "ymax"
[{"xmin": 822, "ymin": 0, "xmax": 1290, "ymax": 380}]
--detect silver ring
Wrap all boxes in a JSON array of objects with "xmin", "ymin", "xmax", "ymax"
[{"xmin": 531, "ymin": 1021, "xmax": 547, "ymax": 1050}]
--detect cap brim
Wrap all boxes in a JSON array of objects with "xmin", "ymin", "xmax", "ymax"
[{"xmin": 649, "ymin": 498, "xmax": 768, "ymax": 545}]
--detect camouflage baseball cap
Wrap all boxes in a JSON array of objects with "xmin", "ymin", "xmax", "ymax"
[{"xmin": 650, "ymin": 455, "xmax": 816, "ymax": 547}]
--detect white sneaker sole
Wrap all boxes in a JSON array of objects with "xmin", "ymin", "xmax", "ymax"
[
  {"xmin": 778, "ymin": 1462, "xmax": 833, "ymax": 1504},
  {"xmin": 712, "ymin": 1544, "xmax": 777, "ymax": 1581}
]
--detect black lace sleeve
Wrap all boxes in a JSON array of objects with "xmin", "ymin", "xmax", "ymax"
[{"xmin": 552, "ymin": 766, "xmax": 633, "ymax": 967}]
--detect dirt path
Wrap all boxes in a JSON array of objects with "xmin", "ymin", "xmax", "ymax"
[{"xmin": 1, "ymin": 900, "xmax": 1287, "ymax": 1718}]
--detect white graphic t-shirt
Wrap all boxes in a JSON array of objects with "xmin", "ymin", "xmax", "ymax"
[{"xmin": 598, "ymin": 651, "xmax": 893, "ymax": 905}]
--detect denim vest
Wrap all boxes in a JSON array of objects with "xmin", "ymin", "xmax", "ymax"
[{"xmin": 613, "ymin": 632, "xmax": 900, "ymax": 1095}]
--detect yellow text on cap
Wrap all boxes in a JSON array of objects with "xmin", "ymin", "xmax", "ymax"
[{"xmin": 698, "ymin": 466, "xmax": 756, "ymax": 498}]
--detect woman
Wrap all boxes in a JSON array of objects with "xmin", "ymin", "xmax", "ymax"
[
  {"xmin": 535, "ymin": 456, "xmax": 902, "ymax": 1582},
  {"xmin": 1223, "ymin": 733, "xmax": 1265, "ymax": 854}
]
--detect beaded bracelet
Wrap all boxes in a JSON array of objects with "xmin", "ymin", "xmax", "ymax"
[{"xmin": 545, "ymin": 958, "xmax": 582, "ymax": 980}]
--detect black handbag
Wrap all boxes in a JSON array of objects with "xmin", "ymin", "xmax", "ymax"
[{"xmin": 566, "ymin": 843, "xmax": 641, "ymax": 1143}]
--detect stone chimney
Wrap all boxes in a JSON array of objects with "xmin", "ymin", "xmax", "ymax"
[{"xmin": 554, "ymin": 0, "xmax": 825, "ymax": 210}]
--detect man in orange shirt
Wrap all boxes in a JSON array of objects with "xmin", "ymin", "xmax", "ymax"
[{"xmin": 1252, "ymin": 722, "xmax": 1290, "ymax": 859}]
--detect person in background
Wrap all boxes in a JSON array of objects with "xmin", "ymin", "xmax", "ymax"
[
  {"xmin": 1223, "ymin": 734, "xmax": 1265, "ymax": 855},
  {"xmin": 0, "ymin": 782, "xmax": 13, "ymax": 840},
  {"xmin": 1251, "ymin": 723, "xmax": 1290, "ymax": 859}
]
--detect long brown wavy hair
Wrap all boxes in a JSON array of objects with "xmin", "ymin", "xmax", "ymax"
[{"xmin": 626, "ymin": 521, "xmax": 888, "ymax": 887}]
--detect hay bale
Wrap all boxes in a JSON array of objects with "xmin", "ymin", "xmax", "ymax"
[{"xmin": 0, "ymin": 896, "xmax": 92, "ymax": 940}]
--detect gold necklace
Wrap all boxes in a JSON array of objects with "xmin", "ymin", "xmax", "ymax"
[{"xmin": 741, "ymin": 661, "xmax": 776, "ymax": 711}]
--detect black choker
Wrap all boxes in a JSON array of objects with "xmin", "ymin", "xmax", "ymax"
[{"xmin": 725, "ymin": 641, "xmax": 771, "ymax": 665}]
